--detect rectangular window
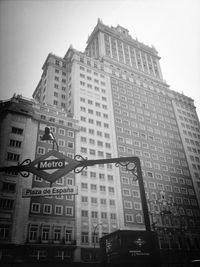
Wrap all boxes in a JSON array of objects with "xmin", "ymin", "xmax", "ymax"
[
  {"xmin": 43, "ymin": 204, "xmax": 52, "ymax": 214},
  {"xmin": 41, "ymin": 226, "xmax": 50, "ymax": 241},
  {"xmin": 101, "ymin": 212, "xmax": 107, "ymax": 219},
  {"xmin": 0, "ymin": 198, "xmax": 14, "ymax": 210},
  {"xmin": 11, "ymin": 127, "xmax": 23, "ymax": 135},
  {"xmin": 65, "ymin": 229, "xmax": 72, "ymax": 242},
  {"xmin": 55, "ymin": 205, "xmax": 63, "ymax": 215},
  {"xmin": 9, "ymin": 139, "xmax": 22, "ymax": 148},
  {"xmin": 31, "ymin": 203, "xmax": 40, "ymax": 213},
  {"xmin": 53, "ymin": 227, "xmax": 61, "ymax": 241},
  {"xmin": 125, "ymin": 214, "xmax": 134, "ymax": 222},
  {"xmin": 7, "ymin": 152, "xmax": 20, "ymax": 161},
  {"xmin": 81, "ymin": 232, "xmax": 89, "ymax": 244},
  {"xmin": 29, "ymin": 224, "xmax": 38, "ymax": 241},
  {"xmin": 65, "ymin": 206, "xmax": 73, "ymax": 216}
]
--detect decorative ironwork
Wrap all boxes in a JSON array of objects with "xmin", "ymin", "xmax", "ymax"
[
  {"xmin": 74, "ymin": 154, "xmax": 88, "ymax": 174},
  {"xmin": 18, "ymin": 159, "xmax": 31, "ymax": 177},
  {"xmin": 116, "ymin": 161, "xmax": 138, "ymax": 181},
  {"xmin": 0, "ymin": 158, "xmax": 31, "ymax": 177},
  {"xmin": 0, "ymin": 155, "xmax": 151, "ymax": 232}
]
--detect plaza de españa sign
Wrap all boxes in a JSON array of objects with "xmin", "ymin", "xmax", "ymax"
[{"xmin": 26, "ymin": 150, "xmax": 80, "ymax": 183}]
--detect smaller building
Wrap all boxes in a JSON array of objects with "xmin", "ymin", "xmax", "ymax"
[
  {"xmin": 0, "ymin": 95, "xmax": 79, "ymax": 264},
  {"xmin": 100, "ymin": 229, "xmax": 200, "ymax": 267}
]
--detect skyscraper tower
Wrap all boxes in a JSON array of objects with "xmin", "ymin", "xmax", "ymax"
[{"xmin": 32, "ymin": 19, "xmax": 200, "ymax": 262}]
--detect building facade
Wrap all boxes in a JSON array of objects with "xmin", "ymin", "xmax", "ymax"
[
  {"xmin": 0, "ymin": 95, "xmax": 79, "ymax": 263},
  {"xmin": 1, "ymin": 19, "xmax": 200, "ymax": 264}
]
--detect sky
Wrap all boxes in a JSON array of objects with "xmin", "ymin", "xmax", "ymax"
[{"xmin": 0, "ymin": 0, "xmax": 200, "ymax": 117}]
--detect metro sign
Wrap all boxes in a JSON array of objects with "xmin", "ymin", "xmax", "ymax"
[
  {"xmin": 25, "ymin": 150, "xmax": 80, "ymax": 183},
  {"xmin": 38, "ymin": 159, "xmax": 65, "ymax": 170}
]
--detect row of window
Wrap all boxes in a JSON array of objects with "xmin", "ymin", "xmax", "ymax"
[
  {"xmin": 80, "ymin": 127, "xmax": 110, "ymax": 139},
  {"xmin": 179, "ymin": 115, "xmax": 199, "ymax": 128},
  {"xmin": 81, "ymin": 210, "xmax": 117, "ymax": 220},
  {"xmin": 53, "ymin": 91, "xmax": 66, "ymax": 99},
  {"xmin": 80, "ymin": 97, "xmax": 107, "ymax": 109},
  {"xmin": 79, "ymin": 57, "xmax": 104, "ymax": 71},
  {"xmin": 80, "ymin": 106, "xmax": 108, "ymax": 118},
  {"xmin": 81, "ymin": 196, "xmax": 116, "ymax": 205},
  {"xmin": 55, "ymin": 68, "xmax": 66, "ymax": 76},
  {"xmin": 0, "ymin": 198, "xmax": 14, "ymax": 210},
  {"xmin": 28, "ymin": 224, "xmax": 73, "ymax": 243},
  {"xmin": 80, "ymin": 147, "xmax": 111, "ymax": 158},
  {"xmin": 80, "ymin": 117, "xmax": 109, "ymax": 128},
  {"xmin": 37, "ymin": 143, "xmax": 74, "ymax": 155},
  {"xmin": 79, "ymin": 65, "xmax": 105, "ymax": 79},
  {"xmin": 80, "ymin": 72, "xmax": 106, "ymax": 84},
  {"xmin": 80, "ymin": 137, "xmax": 111, "ymax": 148},
  {"xmin": 81, "ymin": 183, "xmax": 115, "ymax": 193},
  {"xmin": 122, "ymin": 184, "xmax": 195, "ymax": 197},
  {"xmin": 111, "ymin": 80, "xmax": 173, "ymax": 112},
  {"xmin": 81, "ymin": 172, "xmax": 114, "ymax": 181},
  {"xmin": 31, "ymin": 203, "xmax": 73, "ymax": 216}
]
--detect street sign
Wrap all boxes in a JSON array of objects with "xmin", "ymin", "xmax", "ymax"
[
  {"xmin": 24, "ymin": 150, "xmax": 81, "ymax": 183},
  {"xmin": 22, "ymin": 185, "xmax": 78, "ymax": 198},
  {"xmin": 38, "ymin": 159, "xmax": 65, "ymax": 170}
]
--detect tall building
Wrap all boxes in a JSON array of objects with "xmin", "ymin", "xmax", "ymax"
[
  {"xmin": 1, "ymin": 19, "xmax": 200, "ymax": 264},
  {"xmin": 32, "ymin": 19, "xmax": 200, "ymax": 262}
]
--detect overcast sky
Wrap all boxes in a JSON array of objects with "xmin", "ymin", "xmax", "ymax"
[{"xmin": 0, "ymin": 0, "xmax": 200, "ymax": 117}]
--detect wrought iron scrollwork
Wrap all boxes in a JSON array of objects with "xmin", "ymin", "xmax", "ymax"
[
  {"xmin": 116, "ymin": 161, "xmax": 138, "ymax": 181},
  {"xmin": 18, "ymin": 159, "xmax": 31, "ymax": 177},
  {"xmin": 74, "ymin": 155, "xmax": 88, "ymax": 174}
]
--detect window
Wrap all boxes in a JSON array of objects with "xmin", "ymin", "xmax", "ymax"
[
  {"xmin": 91, "ymin": 211, "xmax": 98, "ymax": 218},
  {"xmin": 81, "ymin": 210, "xmax": 88, "ymax": 217},
  {"xmin": 134, "ymin": 202, "xmax": 142, "ymax": 210},
  {"xmin": 11, "ymin": 127, "xmax": 23, "ymax": 135},
  {"xmin": 81, "ymin": 232, "xmax": 89, "ymax": 244},
  {"xmin": 91, "ymin": 184, "xmax": 97, "ymax": 191},
  {"xmin": 0, "ymin": 198, "xmax": 14, "ymax": 210},
  {"xmin": 41, "ymin": 226, "xmax": 50, "ymax": 241},
  {"xmin": 81, "ymin": 183, "xmax": 88, "ymax": 190},
  {"xmin": 53, "ymin": 227, "xmax": 61, "ymax": 241},
  {"xmin": 108, "ymin": 187, "xmax": 114, "ymax": 194},
  {"xmin": 123, "ymin": 188, "xmax": 131, "ymax": 196},
  {"xmin": 55, "ymin": 205, "xmax": 63, "ymax": 215},
  {"xmin": 65, "ymin": 206, "xmax": 73, "ymax": 216},
  {"xmin": 109, "ymin": 199, "xmax": 115, "ymax": 206},
  {"xmin": 67, "ymin": 142, "xmax": 74, "ymax": 148},
  {"xmin": 101, "ymin": 212, "xmax": 107, "ymax": 219},
  {"xmin": 7, "ymin": 152, "xmax": 20, "ymax": 161},
  {"xmin": 100, "ymin": 199, "xmax": 106, "ymax": 205},
  {"xmin": 28, "ymin": 224, "xmax": 38, "ymax": 242},
  {"xmin": 110, "ymin": 213, "xmax": 116, "ymax": 220},
  {"xmin": 65, "ymin": 229, "xmax": 72, "ymax": 242},
  {"xmin": 2, "ymin": 182, "xmax": 16, "ymax": 193},
  {"xmin": 125, "ymin": 214, "xmax": 134, "ymax": 222},
  {"xmin": 43, "ymin": 204, "xmax": 52, "ymax": 214},
  {"xmin": 31, "ymin": 203, "xmax": 40, "ymax": 213},
  {"xmin": 91, "ymin": 197, "xmax": 97, "ymax": 204},
  {"xmin": 9, "ymin": 139, "xmax": 22, "ymax": 148},
  {"xmin": 100, "ymin": 185, "xmax": 106, "ymax": 192},
  {"xmin": 124, "ymin": 200, "xmax": 132, "ymax": 209}
]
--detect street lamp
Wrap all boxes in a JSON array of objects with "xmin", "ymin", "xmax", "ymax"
[
  {"xmin": 41, "ymin": 126, "xmax": 59, "ymax": 151},
  {"xmin": 92, "ymin": 222, "xmax": 102, "ymax": 262}
]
